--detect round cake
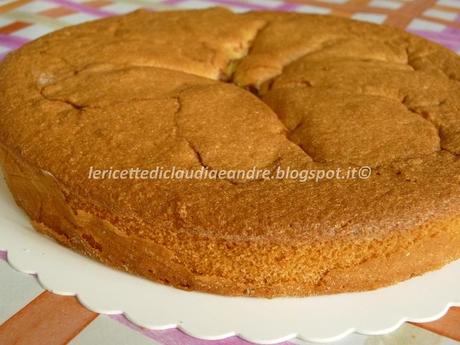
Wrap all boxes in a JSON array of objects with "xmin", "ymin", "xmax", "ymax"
[{"xmin": 1, "ymin": 8, "xmax": 460, "ymax": 297}]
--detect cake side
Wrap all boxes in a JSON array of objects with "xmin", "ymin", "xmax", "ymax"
[{"xmin": 2, "ymin": 144, "xmax": 460, "ymax": 297}]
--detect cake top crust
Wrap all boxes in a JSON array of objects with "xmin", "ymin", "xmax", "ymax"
[{"xmin": 1, "ymin": 8, "xmax": 460, "ymax": 243}]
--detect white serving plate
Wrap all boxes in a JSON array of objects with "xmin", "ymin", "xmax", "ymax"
[{"xmin": 0, "ymin": 173, "xmax": 459, "ymax": 344}]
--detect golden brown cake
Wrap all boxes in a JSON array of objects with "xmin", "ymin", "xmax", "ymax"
[{"xmin": 1, "ymin": 8, "xmax": 460, "ymax": 297}]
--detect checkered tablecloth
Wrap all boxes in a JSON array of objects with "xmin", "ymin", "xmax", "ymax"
[
  {"xmin": 0, "ymin": 1, "xmax": 459, "ymax": 344},
  {"xmin": 1, "ymin": 0, "xmax": 460, "ymax": 56}
]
